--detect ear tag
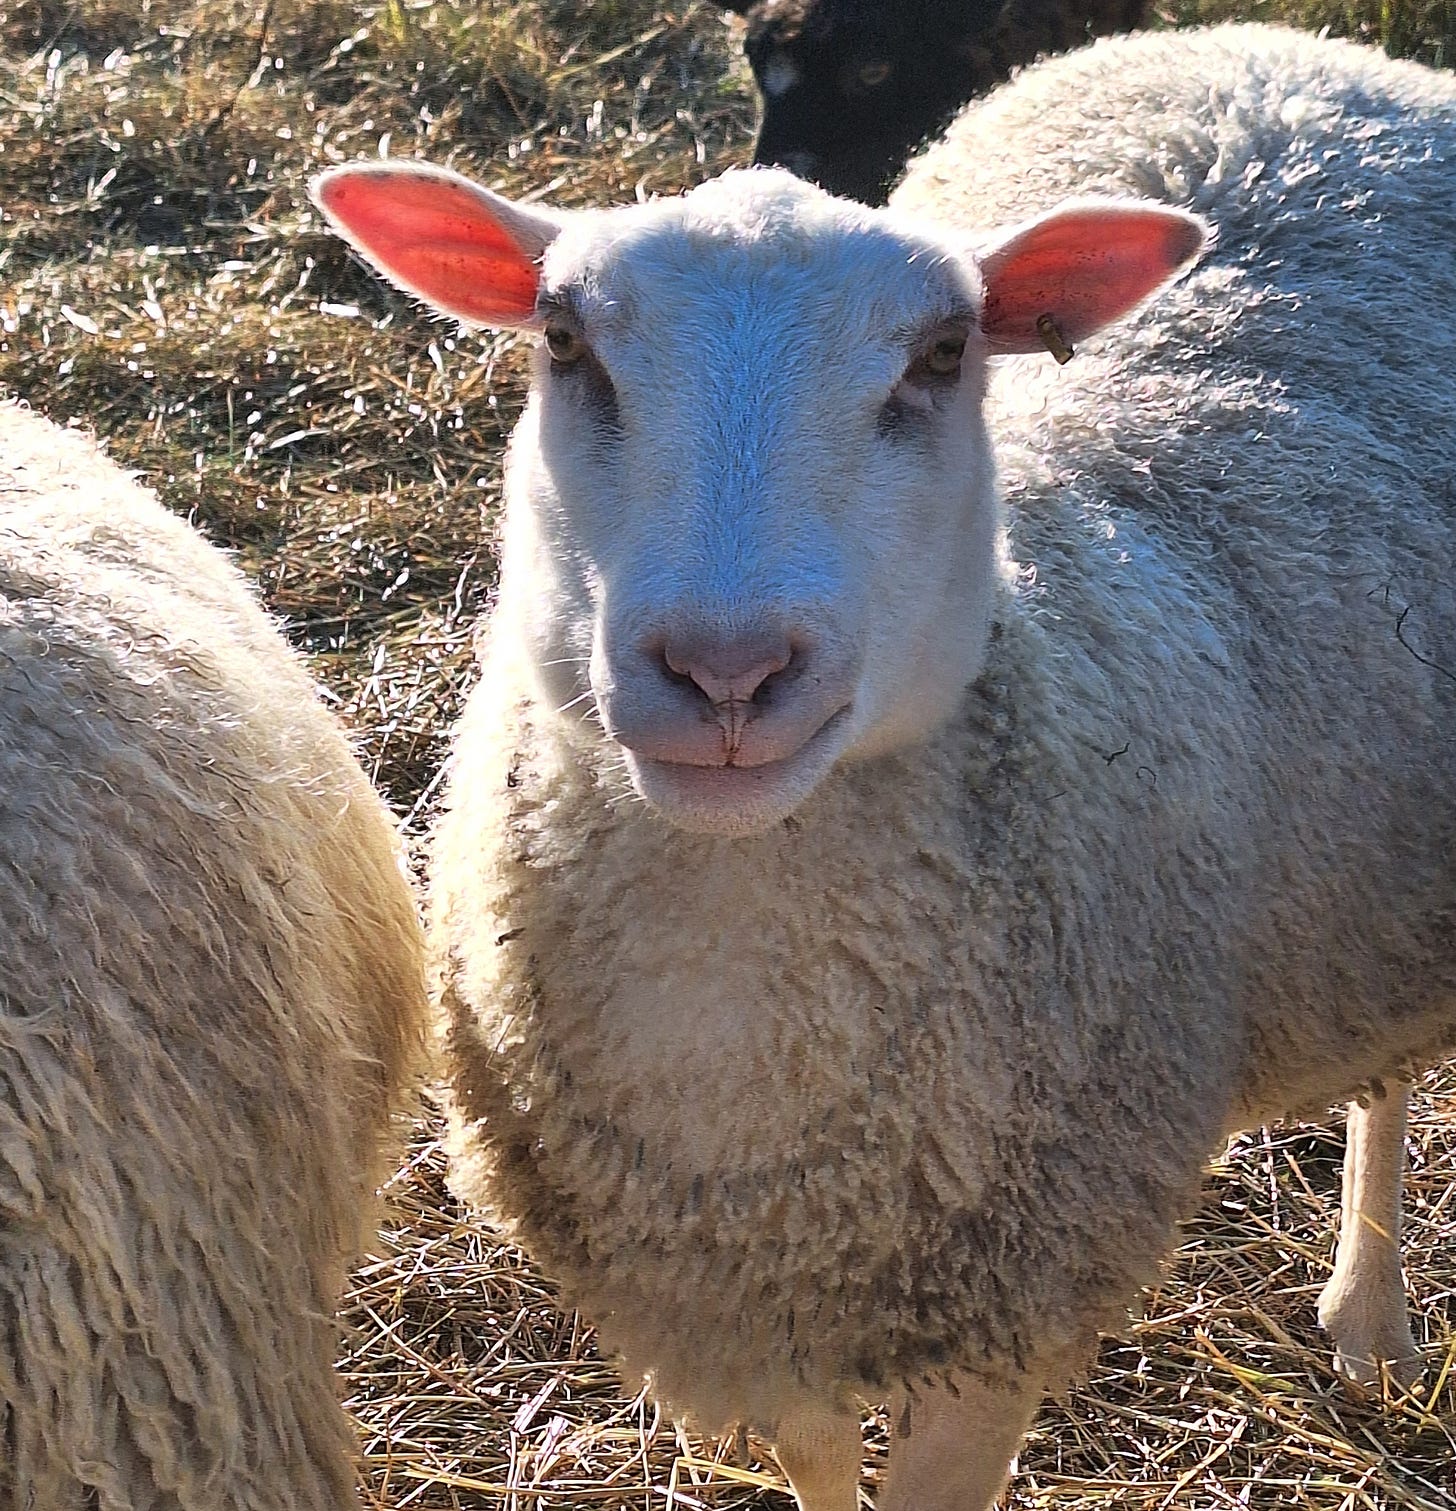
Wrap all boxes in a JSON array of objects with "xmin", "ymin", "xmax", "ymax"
[{"xmin": 1036, "ymin": 313, "xmax": 1075, "ymax": 365}]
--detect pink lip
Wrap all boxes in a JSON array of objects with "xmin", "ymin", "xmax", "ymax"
[
  {"xmin": 622, "ymin": 706, "xmax": 852, "ymax": 831},
  {"xmin": 613, "ymin": 710, "xmax": 843, "ymax": 772}
]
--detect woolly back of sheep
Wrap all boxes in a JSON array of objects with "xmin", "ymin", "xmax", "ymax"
[{"xmin": 0, "ymin": 402, "xmax": 427, "ymax": 1508}]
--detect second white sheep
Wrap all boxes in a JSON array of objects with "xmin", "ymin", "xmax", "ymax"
[{"xmin": 0, "ymin": 403, "xmax": 428, "ymax": 1509}]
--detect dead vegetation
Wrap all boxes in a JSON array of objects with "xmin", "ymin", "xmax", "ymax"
[{"xmin": 1, "ymin": 1, "xmax": 1454, "ymax": 1506}]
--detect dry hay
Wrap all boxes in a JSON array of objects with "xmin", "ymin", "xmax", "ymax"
[
  {"xmin": 341, "ymin": 1087, "xmax": 1456, "ymax": 1510},
  {"xmin": 1, "ymin": 2, "xmax": 1454, "ymax": 1507}
]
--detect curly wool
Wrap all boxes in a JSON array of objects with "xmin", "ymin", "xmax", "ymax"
[
  {"xmin": 0, "ymin": 403, "xmax": 428, "ymax": 1510},
  {"xmin": 431, "ymin": 25, "xmax": 1456, "ymax": 1434}
]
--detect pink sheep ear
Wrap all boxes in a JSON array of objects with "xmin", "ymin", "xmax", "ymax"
[
  {"xmin": 311, "ymin": 162, "xmax": 565, "ymax": 327},
  {"xmin": 978, "ymin": 200, "xmax": 1208, "ymax": 356}
]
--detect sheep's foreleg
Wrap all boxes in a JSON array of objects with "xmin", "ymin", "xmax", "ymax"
[
  {"xmin": 1316, "ymin": 1083, "xmax": 1421, "ymax": 1389},
  {"xmin": 773, "ymin": 1406, "xmax": 863, "ymax": 1511},
  {"xmin": 879, "ymin": 1375, "xmax": 1041, "ymax": 1511}
]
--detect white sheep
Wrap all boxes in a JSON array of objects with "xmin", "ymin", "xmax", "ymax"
[
  {"xmin": 0, "ymin": 402, "xmax": 427, "ymax": 1509},
  {"xmin": 315, "ymin": 23, "xmax": 1456, "ymax": 1511}
]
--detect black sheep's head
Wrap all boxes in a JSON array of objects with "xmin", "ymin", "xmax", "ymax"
[{"xmin": 723, "ymin": 0, "xmax": 1147, "ymax": 206}]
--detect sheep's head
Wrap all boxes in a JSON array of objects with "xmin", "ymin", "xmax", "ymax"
[
  {"xmin": 727, "ymin": 0, "xmax": 1009, "ymax": 204},
  {"xmin": 314, "ymin": 163, "xmax": 1202, "ymax": 836},
  {"xmin": 726, "ymin": 0, "xmax": 1153, "ymax": 206}
]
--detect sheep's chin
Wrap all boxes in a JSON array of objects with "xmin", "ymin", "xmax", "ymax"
[{"xmin": 624, "ymin": 711, "xmax": 851, "ymax": 836}]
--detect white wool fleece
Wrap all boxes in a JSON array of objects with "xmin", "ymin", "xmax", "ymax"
[{"xmin": 0, "ymin": 402, "xmax": 427, "ymax": 1510}]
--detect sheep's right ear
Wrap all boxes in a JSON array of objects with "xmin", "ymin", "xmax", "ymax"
[{"xmin": 311, "ymin": 162, "xmax": 564, "ymax": 327}]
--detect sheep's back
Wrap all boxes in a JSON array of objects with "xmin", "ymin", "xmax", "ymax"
[
  {"xmin": 896, "ymin": 24, "xmax": 1456, "ymax": 503},
  {"xmin": 895, "ymin": 24, "xmax": 1456, "ymax": 241},
  {"xmin": 900, "ymin": 24, "xmax": 1456, "ymax": 1115},
  {"xmin": 0, "ymin": 403, "xmax": 426, "ymax": 1508}
]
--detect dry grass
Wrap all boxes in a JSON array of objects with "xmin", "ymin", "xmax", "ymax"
[
  {"xmin": 0, "ymin": 0, "xmax": 751, "ymax": 812},
  {"xmin": 1173, "ymin": 0, "xmax": 1455, "ymax": 65},
  {"xmin": 2, "ymin": 0, "xmax": 1455, "ymax": 1506},
  {"xmin": 337, "ymin": 1086, "xmax": 1456, "ymax": 1510}
]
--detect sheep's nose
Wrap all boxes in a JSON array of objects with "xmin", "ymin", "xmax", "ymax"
[
  {"xmin": 776, "ymin": 151, "xmax": 820, "ymax": 182},
  {"xmin": 661, "ymin": 632, "xmax": 795, "ymax": 747}
]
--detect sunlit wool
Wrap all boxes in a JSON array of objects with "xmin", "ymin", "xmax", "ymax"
[{"xmin": 0, "ymin": 403, "xmax": 428, "ymax": 1510}]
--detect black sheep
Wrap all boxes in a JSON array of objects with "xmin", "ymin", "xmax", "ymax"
[{"xmin": 724, "ymin": 0, "xmax": 1148, "ymax": 204}]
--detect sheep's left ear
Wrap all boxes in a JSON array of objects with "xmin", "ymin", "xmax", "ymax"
[
  {"xmin": 311, "ymin": 161, "xmax": 566, "ymax": 327},
  {"xmin": 978, "ymin": 200, "xmax": 1208, "ymax": 355}
]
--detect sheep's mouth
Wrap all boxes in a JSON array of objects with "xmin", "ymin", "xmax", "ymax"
[{"xmin": 623, "ymin": 706, "xmax": 852, "ymax": 836}]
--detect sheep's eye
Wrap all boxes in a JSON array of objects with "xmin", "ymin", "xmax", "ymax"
[
  {"xmin": 924, "ymin": 335, "xmax": 966, "ymax": 377},
  {"xmin": 857, "ymin": 59, "xmax": 892, "ymax": 88},
  {"xmin": 885, "ymin": 326, "xmax": 971, "ymax": 425},
  {"xmin": 544, "ymin": 323, "xmax": 587, "ymax": 365}
]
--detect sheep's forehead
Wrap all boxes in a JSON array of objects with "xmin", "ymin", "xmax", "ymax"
[{"xmin": 541, "ymin": 172, "xmax": 975, "ymax": 363}]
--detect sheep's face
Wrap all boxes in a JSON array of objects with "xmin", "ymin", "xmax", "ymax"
[
  {"xmin": 508, "ymin": 173, "xmax": 1000, "ymax": 834},
  {"xmin": 313, "ymin": 163, "xmax": 1204, "ymax": 836}
]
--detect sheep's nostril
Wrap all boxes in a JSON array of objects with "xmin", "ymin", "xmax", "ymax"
[{"xmin": 661, "ymin": 633, "xmax": 797, "ymax": 748}]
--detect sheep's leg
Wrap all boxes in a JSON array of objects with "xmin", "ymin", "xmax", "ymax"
[
  {"xmin": 879, "ymin": 1376, "xmax": 1041, "ymax": 1511},
  {"xmin": 1316, "ymin": 1083, "xmax": 1421, "ymax": 1388},
  {"xmin": 773, "ymin": 1406, "xmax": 864, "ymax": 1511}
]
